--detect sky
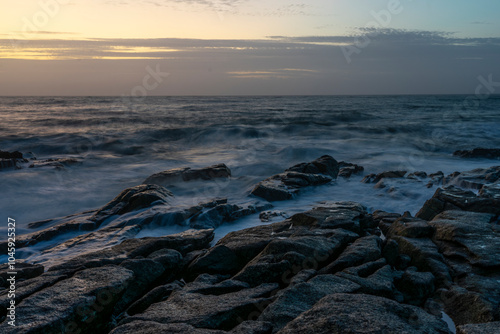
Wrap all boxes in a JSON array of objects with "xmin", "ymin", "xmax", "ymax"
[{"xmin": 0, "ymin": 0, "xmax": 499, "ymax": 95}]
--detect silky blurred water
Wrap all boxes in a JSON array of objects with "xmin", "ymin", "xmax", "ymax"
[{"xmin": 1, "ymin": 95, "xmax": 499, "ymax": 239}]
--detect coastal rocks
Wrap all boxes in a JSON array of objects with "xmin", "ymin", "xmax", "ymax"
[
  {"xmin": 5, "ymin": 266, "xmax": 134, "ymax": 334},
  {"xmin": 277, "ymin": 293, "xmax": 451, "ymax": 334},
  {"xmin": 91, "ymin": 184, "xmax": 173, "ymax": 223},
  {"xmin": 119, "ymin": 282, "xmax": 279, "ymax": 331},
  {"xmin": 0, "ymin": 150, "xmax": 23, "ymax": 159},
  {"xmin": 251, "ymin": 155, "xmax": 338, "ymax": 201},
  {"xmin": 457, "ymin": 322, "xmax": 500, "ymax": 334},
  {"xmin": 453, "ymin": 148, "xmax": 500, "ymax": 159},
  {"xmin": 362, "ymin": 170, "xmax": 407, "ymax": 183},
  {"xmin": 0, "ymin": 150, "xmax": 25, "ymax": 170},
  {"xmin": 416, "ymin": 185, "xmax": 500, "ymax": 221},
  {"xmin": 28, "ymin": 157, "xmax": 81, "ymax": 169},
  {"xmin": 338, "ymin": 161, "xmax": 364, "ymax": 178},
  {"xmin": 443, "ymin": 166, "xmax": 500, "ymax": 189},
  {"xmin": 429, "ymin": 211, "xmax": 499, "ymax": 268},
  {"xmin": 0, "ymin": 262, "xmax": 44, "ymax": 288},
  {"xmin": 143, "ymin": 164, "xmax": 231, "ymax": 186}
]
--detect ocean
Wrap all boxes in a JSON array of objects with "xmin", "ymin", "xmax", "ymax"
[{"xmin": 1, "ymin": 95, "xmax": 500, "ymax": 263}]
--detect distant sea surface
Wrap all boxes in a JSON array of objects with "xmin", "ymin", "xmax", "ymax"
[{"xmin": 1, "ymin": 95, "xmax": 500, "ymax": 238}]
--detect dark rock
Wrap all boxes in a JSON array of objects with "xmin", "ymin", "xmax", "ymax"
[
  {"xmin": 392, "ymin": 236, "xmax": 451, "ymax": 288},
  {"xmin": 429, "ymin": 211, "xmax": 499, "ymax": 268},
  {"xmin": 385, "ymin": 217, "xmax": 435, "ymax": 239},
  {"xmin": 230, "ymin": 320, "xmax": 274, "ymax": 334},
  {"xmin": 113, "ymin": 259, "xmax": 166, "ymax": 315},
  {"xmin": 395, "ymin": 267, "xmax": 435, "ymax": 306},
  {"xmin": 277, "ymin": 293, "xmax": 452, "ymax": 334},
  {"xmin": 259, "ymin": 211, "xmax": 288, "ymax": 222},
  {"xmin": 120, "ymin": 283, "xmax": 279, "ymax": 331},
  {"xmin": 441, "ymin": 286, "xmax": 497, "ymax": 326},
  {"xmin": 147, "ymin": 248, "xmax": 183, "ymax": 270},
  {"xmin": 28, "ymin": 158, "xmax": 81, "ymax": 169},
  {"xmin": 382, "ymin": 239, "xmax": 400, "ymax": 266},
  {"xmin": 110, "ymin": 321, "xmax": 226, "ymax": 334},
  {"xmin": 0, "ymin": 262, "xmax": 44, "ymax": 288},
  {"xmin": 427, "ymin": 171, "xmax": 445, "ymax": 188},
  {"xmin": 286, "ymin": 155, "xmax": 339, "ymax": 178},
  {"xmin": 258, "ymin": 275, "xmax": 360, "ymax": 332},
  {"xmin": 91, "ymin": 184, "xmax": 173, "ymax": 223},
  {"xmin": 407, "ymin": 171, "xmax": 428, "ymax": 180},
  {"xmin": 143, "ymin": 163, "xmax": 231, "ymax": 186},
  {"xmin": 416, "ymin": 185, "xmax": 500, "ymax": 220},
  {"xmin": 48, "ymin": 229, "xmax": 214, "ymax": 273},
  {"xmin": 5, "ymin": 266, "xmax": 134, "ymax": 334},
  {"xmin": 342, "ymin": 258, "xmax": 388, "ymax": 277},
  {"xmin": 318, "ymin": 235, "xmax": 382, "ymax": 274},
  {"xmin": 125, "ymin": 281, "xmax": 184, "ymax": 316},
  {"xmin": 338, "ymin": 161, "xmax": 364, "ymax": 178},
  {"xmin": 443, "ymin": 166, "xmax": 500, "ymax": 189},
  {"xmin": 479, "ymin": 183, "xmax": 500, "ymax": 199},
  {"xmin": 0, "ymin": 150, "xmax": 23, "ymax": 159},
  {"xmin": 453, "ymin": 148, "xmax": 500, "ymax": 159},
  {"xmin": 337, "ymin": 265, "xmax": 401, "ymax": 300},
  {"xmin": 251, "ymin": 156, "xmax": 338, "ymax": 201},
  {"xmin": 362, "ymin": 170, "xmax": 407, "ymax": 183},
  {"xmin": 456, "ymin": 322, "xmax": 500, "ymax": 334}
]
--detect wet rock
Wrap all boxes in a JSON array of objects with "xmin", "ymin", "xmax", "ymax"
[
  {"xmin": 453, "ymin": 148, "xmax": 500, "ymax": 159},
  {"xmin": 362, "ymin": 170, "xmax": 407, "ymax": 183},
  {"xmin": 0, "ymin": 150, "xmax": 23, "ymax": 159},
  {"xmin": 416, "ymin": 185, "xmax": 500, "ymax": 220},
  {"xmin": 286, "ymin": 155, "xmax": 339, "ymax": 178},
  {"xmin": 277, "ymin": 293, "xmax": 452, "ymax": 334},
  {"xmin": 441, "ymin": 286, "xmax": 498, "ymax": 326},
  {"xmin": 125, "ymin": 281, "xmax": 184, "ymax": 316},
  {"xmin": 479, "ymin": 183, "xmax": 500, "ymax": 199},
  {"xmin": 443, "ymin": 166, "xmax": 500, "ymax": 189},
  {"xmin": 91, "ymin": 184, "xmax": 173, "ymax": 223},
  {"xmin": 0, "ymin": 262, "xmax": 44, "ymax": 288},
  {"xmin": 383, "ymin": 217, "xmax": 435, "ymax": 239},
  {"xmin": 318, "ymin": 235, "xmax": 382, "ymax": 274},
  {"xmin": 110, "ymin": 321, "xmax": 226, "ymax": 334},
  {"xmin": 113, "ymin": 259, "xmax": 166, "ymax": 315},
  {"xmin": 382, "ymin": 239, "xmax": 400, "ymax": 266},
  {"xmin": 456, "ymin": 321, "xmax": 500, "ymax": 334},
  {"xmin": 392, "ymin": 236, "xmax": 451, "ymax": 288},
  {"xmin": 338, "ymin": 161, "xmax": 364, "ymax": 178},
  {"xmin": 119, "ymin": 283, "xmax": 279, "ymax": 331},
  {"xmin": 48, "ymin": 229, "xmax": 214, "ymax": 273},
  {"xmin": 28, "ymin": 158, "xmax": 81, "ymax": 169},
  {"xmin": 258, "ymin": 275, "xmax": 360, "ymax": 332},
  {"xmin": 5, "ymin": 266, "xmax": 134, "ymax": 334},
  {"xmin": 407, "ymin": 171, "xmax": 428, "ymax": 180},
  {"xmin": 429, "ymin": 211, "xmax": 499, "ymax": 268},
  {"xmin": 251, "ymin": 156, "xmax": 338, "ymax": 201},
  {"xmin": 395, "ymin": 267, "xmax": 435, "ymax": 306},
  {"xmin": 259, "ymin": 211, "xmax": 288, "ymax": 222},
  {"xmin": 427, "ymin": 171, "xmax": 445, "ymax": 188},
  {"xmin": 143, "ymin": 163, "xmax": 231, "ymax": 186}
]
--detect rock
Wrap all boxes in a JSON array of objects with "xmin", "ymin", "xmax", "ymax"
[
  {"xmin": 91, "ymin": 184, "xmax": 173, "ymax": 223},
  {"xmin": 259, "ymin": 211, "xmax": 288, "ymax": 222},
  {"xmin": 251, "ymin": 156, "xmax": 338, "ymax": 201},
  {"xmin": 4, "ymin": 266, "xmax": 134, "ymax": 334},
  {"xmin": 125, "ymin": 281, "xmax": 184, "ymax": 316},
  {"xmin": 258, "ymin": 275, "xmax": 360, "ymax": 332},
  {"xmin": 48, "ymin": 229, "xmax": 214, "ymax": 273},
  {"xmin": 383, "ymin": 217, "xmax": 435, "ymax": 239},
  {"xmin": 113, "ymin": 259, "xmax": 166, "ymax": 315},
  {"xmin": 382, "ymin": 239, "xmax": 400, "ymax": 266},
  {"xmin": 407, "ymin": 171, "xmax": 428, "ymax": 180},
  {"xmin": 416, "ymin": 185, "xmax": 500, "ymax": 220},
  {"xmin": 392, "ymin": 236, "xmax": 451, "ymax": 288},
  {"xmin": 395, "ymin": 267, "xmax": 435, "ymax": 306},
  {"xmin": 110, "ymin": 321, "xmax": 226, "ymax": 334},
  {"xmin": 479, "ymin": 183, "xmax": 500, "ymax": 199},
  {"xmin": 0, "ymin": 262, "xmax": 44, "ymax": 288},
  {"xmin": 318, "ymin": 235, "xmax": 382, "ymax": 274},
  {"xmin": 362, "ymin": 170, "xmax": 407, "ymax": 183},
  {"xmin": 427, "ymin": 171, "xmax": 445, "ymax": 188},
  {"xmin": 457, "ymin": 322, "xmax": 500, "ymax": 334},
  {"xmin": 429, "ymin": 211, "xmax": 499, "ymax": 268},
  {"xmin": 286, "ymin": 155, "xmax": 339, "ymax": 178},
  {"xmin": 443, "ymin": 166, "xmax": 500, "ymax": 189},
  {"xmin": 337, "ymin": 265, "xmax": 401, "ymax": 300},
  {"xmin": 230, "ymin": 320, "xmax": 274, "ymax": 334},
  {"xmin": 338, "ymin": 161, "xmax": 364, "ymax": 178},
  {"xmin": 453, "ymin": 148, "xmax": 500, "ymax": 159},
  {"xmin": 143, "ymin": 163, "xmax": 231, "ymax": 186},
  {"xmin": 441, "ymin": 286, "xmax": 498, "ymax": 326},
  {"xmin": 28, "ymin": 158, "xmax": 81, "ymax": 169},
  {"xmin": 0, "ymin": 150, "xmax": 23, "ymax": 159},
  {"xmin": 120, "ymin": 283, "xmax": 279, "ymax": 331},
  {"xmin": 277, "ymin": 293, "xmax": 452, "ymax": 334}
]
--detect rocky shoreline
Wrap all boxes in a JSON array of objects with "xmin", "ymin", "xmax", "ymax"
[{"xmin": 1, "ymin": 154, "xmax": 500, "ymax": 333}]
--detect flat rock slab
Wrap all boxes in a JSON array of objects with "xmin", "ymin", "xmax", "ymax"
[
  {"xmin": 277, "ymin": 293, "xmax": 452, "ymax": 334},
  {"xmin": 430, "ymin": 210, "xmax": 499, "ymax": 267},
  {"xmin": 3, "ymin": 266, "xmax": 134, "ymax": 334},
  {"xmin": 457, "ymin": 321, "xmax": 500, "ymax": 334},
  {"xmin": 121, "ymin": 283, "xmax": 279, "ymax": 331},
  {"xmin": 143, "ymin": 164, "xmax": 231, "ymax": 186}
]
